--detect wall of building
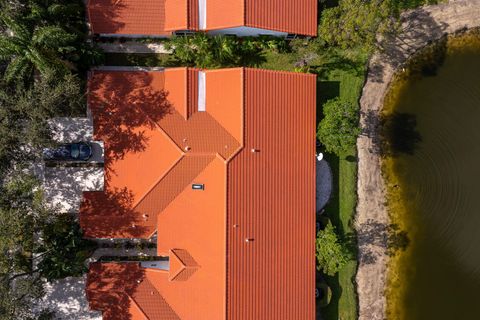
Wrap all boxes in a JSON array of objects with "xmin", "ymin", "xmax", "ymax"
[
  {"xmin": 208, "ymin": 26, "xmax": 287, "ymax": 37},
  {"xmin": 141, "ymin": 260, "xmax": 170, "ymax": 270}
]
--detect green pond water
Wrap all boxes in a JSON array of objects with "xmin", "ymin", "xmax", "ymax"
[{"xmin": 383, "ymin": 32, "xmax": 480, "ymax": 320}]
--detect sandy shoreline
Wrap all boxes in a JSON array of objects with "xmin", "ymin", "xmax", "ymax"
[{"xmin": 355, "ymin": 1, "xmax": 480, "ymax": 319}]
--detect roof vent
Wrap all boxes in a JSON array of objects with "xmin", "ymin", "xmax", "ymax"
[
  {"xmin": 251, "ymin": 148, "xmax": 260, "ymax": 153},
  {"xmin": 192, "ymin": 184, "xmax": 204, "ymax": 190}
]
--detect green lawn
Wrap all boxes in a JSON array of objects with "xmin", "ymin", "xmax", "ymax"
[
  {"xmin": 319, "ymin": 63, "xmax": 365, "ymax": 320},
  {"xmin": 257, "ymin": 46, "xmax": 366, "ymax": 320}
]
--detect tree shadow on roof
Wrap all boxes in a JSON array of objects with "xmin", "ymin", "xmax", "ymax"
[
  {"xmin": 89, "ymin": 0, "xmax": 127, "ymax": 34},
  {"xmin": 80, "ymin": 187, "xmax": 152, "ymax": 239},
  {"xmin": 82, "ymin": 71, "xmax": 173, "ymax": 239},
  {"xmin": 87, "ymin": 262, "xmax": 145, "ymax": 320},
  {"xmin": 89, "ymin": 71, "xmax": 173, "ymax": 177}
]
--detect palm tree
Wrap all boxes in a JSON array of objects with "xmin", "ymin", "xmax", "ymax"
[
  {"xmin": 26, "ymin": 0, "xmax": 86, "ymax": 33},
  {"xmin": 0, "ymin": 14, "xmax": 78, "ymax": 83},
  {"xmin": 211, "ymin": 35, "xmax": 239, "ymax": 66},
  {"xmin": 165, "ymin": 35, "xmax": 197, "ymax": 65}
]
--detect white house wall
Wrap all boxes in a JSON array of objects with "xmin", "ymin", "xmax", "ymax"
[{"xmin": 208, "ymin": 26, "xmax": 287, "ymax": 37}]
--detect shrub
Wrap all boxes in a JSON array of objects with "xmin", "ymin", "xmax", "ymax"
[
  {"xmin": 317, "ymin": 97, "xmax": 360, "ymax": 156},
  {"xmin": 36, "ymin": 214, "xmax": 96, "ymax": 280},
  {"xmin": 316, "ymin": 222, "xmax": 350, "ymax": 276}
]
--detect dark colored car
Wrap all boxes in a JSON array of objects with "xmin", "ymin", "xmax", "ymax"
[{"xmin": 43, "ymin": 142, "xmax": 93, "ymax": 161}]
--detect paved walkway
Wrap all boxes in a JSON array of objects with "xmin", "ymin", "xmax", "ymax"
[
  {"xmin": 356, "ymin": 1, "xmax": 480, "ymax": 319},
  {"xmin": 49, "ymin": 117, "xmax": 94, "ymax": 142},
  {"xmin": 43, "ymin": 166, "xmax": 104, "ymax": 213},
  {"xmin": 34, "ymin": 276, "xmax": 102, "ymax": 320},
  {"xmin": 98, "ymin": 41, "xmax": 172, "ymax": 54}
]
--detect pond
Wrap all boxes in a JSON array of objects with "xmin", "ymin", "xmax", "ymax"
[{"xmin": 383, "ymin": 31, "xmax": 480, "ymax": 320}]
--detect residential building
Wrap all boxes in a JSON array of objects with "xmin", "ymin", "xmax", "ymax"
[
  {"xmin": 87, "ymin": 0, "xmax": 317, "ymax": 37},
  {"xmin": 82, "ymin": 67, "xmax": 316, "ymax": 319}
]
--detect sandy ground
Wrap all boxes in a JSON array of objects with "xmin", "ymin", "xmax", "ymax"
[{"xmin": 356, "ymin": 1, "xmax": 480, "ymax": 319}]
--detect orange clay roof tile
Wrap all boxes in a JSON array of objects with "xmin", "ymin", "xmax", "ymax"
[
  {"xmin": 87, "ymin": 0, "xmax": 316, "ymax": 36},
  {"xmin": 169, "ymin": 249, "xmax": 200, "ymax": 281},
  {"xmin": 83, "ymin": 68, "xmax": 316, "ymax": 320},
  {"xmin": 87, "ymin": 0, "xmax": 171, "ymax": 35},
  {"xmin": 227, "ymin": 69, "xmax": 316, "ymax": 320},
  {"xmin": 244, "ymin": 0, "xmax": 317, "ymax": 36},
  {"xmin": 87, "ymin": 263, "xmax": 180, "ymax": 320}
]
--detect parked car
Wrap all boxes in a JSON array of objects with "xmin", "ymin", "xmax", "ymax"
[{"xmin": 43, "ymin": 142, "xmax": 93, "ymax": 161}]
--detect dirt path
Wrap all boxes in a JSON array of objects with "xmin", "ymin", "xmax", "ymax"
[{"xmin": 356, "ymin": 1, "xmax": 480, "ymax": 319}]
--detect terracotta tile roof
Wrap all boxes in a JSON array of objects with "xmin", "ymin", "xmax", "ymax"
[
  {"xmin": 87, "ymin": 0, "xmax": 179, "ymax": 35},
  {"xmin": 87, "ymin": 0, "xmax": 317, "ymax": 36},
  {"xmin": 83, "ymin": 68, "xmax": 316, "ymax": 319},
  {"xmin": 246, "ymin": 0, "xmax": 318, "ymax": 36},
  {"xmin": 133, "ymin": 154, "xmax": 215, "ymax": 218},
  {"xmin": 87, "ymin": 262, "xmax": 180, "ymax": 320},
  {"xmin": 205, "ymin": 0, "xmax": 244, "ymax": 30},
  {"xmin": 206, "ymin": 0, "xmax": 318, "ymax": 36},
  {"xmin": 80, "ymin": 68, "xmax": 242, "ymax": 239},
  {"xmin": 153, "ymin": 156, "xmax": 227, "ymax": 319},
  {"xmin": 169, "ymin": 249, "xmax": 200, "ymax": 281},
  {"xmin": 227, "ymin": 69, "xmax": 317, "ymax": 320},
  {"xmin": 80, "ymin": 69, "xmax": 185, "ymax": 238}
]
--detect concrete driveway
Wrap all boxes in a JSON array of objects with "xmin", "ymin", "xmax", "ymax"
[
  {"xmin": 34, "ymin": 276, "xmax": 102, "ymax": 320},
  {"xmin": 43, "ymin": 166, "xmax": 103, "ymax": 213},
  {"xmin": 41, "ymin": 117, "xmax": 105, "ymax": 213}
]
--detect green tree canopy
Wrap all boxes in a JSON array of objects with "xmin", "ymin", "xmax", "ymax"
[
  {"xmin": 37, "ymin": 214, "xmax": 96, "ymax": 281},
  {"xmin": 319, "ymin": 0, "xmax": 399, "ymax": 50},
  {"xmin": 0, "ymin": 174, "xmax": 94, "ymax": 319},
  {"xmin": 0, "ymin": 72, "xmax": 84, "ymax": 177},
  {"xmin": 0, "ymin": 15, "xmax": 75, "ymax": 82},
  {"xmin": 0, "ymin": 0, "xmax": 102, "ymax": 84},
  {"xmin": 316, "ymin": 222, "xmax": 350, "ymax": 276},
  {"xmin": 318, "ymin": 97, "xmax": 361, "ymax": 156},
  {"xmin": 165, "ymin": 33, "xmax": 284, "ymax": 68},
  {"xmin": 0, "ymin": 174, "xmax": 48, "ymax": 319}
]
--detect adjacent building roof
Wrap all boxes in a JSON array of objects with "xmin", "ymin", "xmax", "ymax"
[
  {"xmin": 82, "ymin": 67, "xmax": 316, "ymax": 319},
  {"xmin": 87, "ymin": 0, "xmax": 317, "ymax": 36}
]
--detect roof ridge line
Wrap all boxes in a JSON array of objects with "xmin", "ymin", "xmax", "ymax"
[
  {"xmin": 128, "ymin": 98, "xmax": 187, "ymax": 213},
  {"xmin": 169, "ymin": 249, "xmax": 186, "ymax": 281},
  {"xmin": 243, "ymin": 0, "xmax": 247, "ymax": 26},
  {"xmin": 223, "ymin": 67, "xmax": 245, "ymax": 166},
  {"xmin": 135, "ymin": 101, "xmax": 186, "ymax": 157},
  {"xmin": 126, "ymin": 294, "xmax": 150, "ymax": 320},
  {"xmin": 132, "ymin": 154, "xmax": 184, "ymax": 210},
  {"xmin": 135, "ymin": 154, "xmax": 217, "ymax": 239}
]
